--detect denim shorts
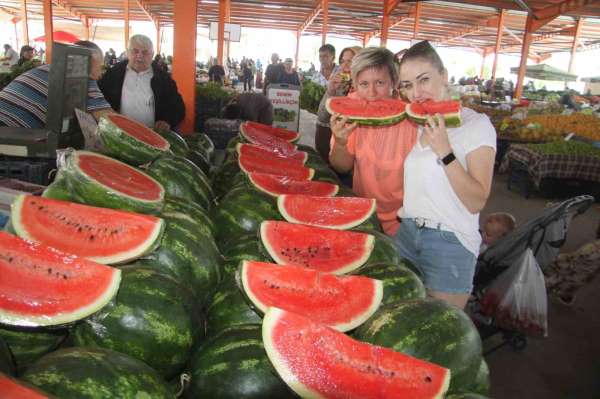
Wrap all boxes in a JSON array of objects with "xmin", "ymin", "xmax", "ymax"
[{"xmin": 394, "ymin": 218, "xmax": 476, "ymax": 294}]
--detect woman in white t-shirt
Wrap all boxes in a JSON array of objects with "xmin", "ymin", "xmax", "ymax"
[{"xmin": 395, "ymin": 41, "xmax": 496, "ymax": 309}]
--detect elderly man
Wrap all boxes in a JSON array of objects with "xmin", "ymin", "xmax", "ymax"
[
  {"xmin": 98, "ymin": 34, "xmax": 184, "ymax": 130},
  {"xmin": 0, "ymin": 41, "xmax": 112, "ymax": 128},
  {"xmin": 276, "ymin": 58, "xmax": 301, "ymax": 86}
]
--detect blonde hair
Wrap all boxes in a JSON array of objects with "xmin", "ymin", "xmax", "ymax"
[
  {"xmin": 350, "ymin": 46, "xmax": 399, "ymax": 87},
  {"xmin": 485, "ymin": 212, "xmax": 516, "ymax": 233}
]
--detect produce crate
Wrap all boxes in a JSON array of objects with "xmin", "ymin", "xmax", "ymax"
[
  {"xmin": 204, "ymin": 118, "xmax": 242, "ymax": 150},
  {"xmin": 0, "ymin": 156, "xmax": 55, "ymax": 186},
  {"xmin": 506, "ymin": 157, "xmax": 533, "ymax": 198}
]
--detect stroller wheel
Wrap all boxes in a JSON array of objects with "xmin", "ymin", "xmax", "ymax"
[{"xmin": 509, "ymin": 333, "xmax": 527, "ymax": 351}]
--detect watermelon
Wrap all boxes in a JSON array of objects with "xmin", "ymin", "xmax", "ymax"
[
  {"xmin": 240, "ymin": 260, "xmax": 382, "ymax": 331},
  {"xmin": 467, "ymin": 358, "xmax": 491, "ymax": 396},
  {"xmin": 156, "ymin": 127, "xmax": 190, "ymax": 156},
  {"xmin": 277, "ymin": 194, "xmax": 376, "ymax": 229},
  {"xmin": 221, "ymin": 234, "xmax": 271, "ymax": 279},
  {"xmin": 211, "ymin": 158, "xmax": 244, "ymax": 199},
  {"xmin": 361, "ymin": 230, "xmax": 423, "ymax": 277},
  {"xmin": 162, "ymin": 197, "xmax": 215, "ymax": 237},
  {"xmin": 185, "ymin": 149, "xmax": 211, "ymax": 176},
  {"xmin": 238, "ymin": 151, "xmax": 314, "ymax": 180},
  {"xmin": 98, "ymin": 113, "xmax": 171, "ymax": 166},
  {"xmin": 22, "ymin": 347, "xmax": 173, "ymax": 399},
  {"xmin": 260, "ymin": 221, "xmax": 374, "ymax": 274},
  {"xmin": 354, "ymin": 298, "xmax": 483, "ymax": 394},
  {"xmin": 0, "ymin": 327, "xmax": 67, "ymax": 374},
  {"xmin": 263, "ymin": 308, "xmax": 450, "ymax": 399},
  {"xmin": 205, "ymin": 279, "xmax": 261, "ymax": 338},
  {"xmin": 41, "ymin": 174, "xmax": 71, "ymax": 202},
  {"xmin": 249, "ymin": 172, "xmax": 338, "ymax": 197},
  {"xmin": 237, "ymin": 143, "xmax": 307, "ymax": 164},
  {"xmin": 56, "ymin": 150, "xmax": 165, "ymax": 214},
  {"xmin": 325, "ymin": 97, "xmax": 407, "ymax": 126},
  {"xmin": 238, "ymin": 123, "xmax": 298, "ymax": 156},
  {"xmin": 406, "ymin": 100, "xmax": 462, "ymax": 128},
  {"xmin": 11, "ymin": 195, "xmax": 164, "ymax": 264},
  {"xmin": 145, "ymin": 154, "xmax": 214, "ymax": 210},
  {"xmin": 187, "ymin": 132, "xmax": 215, "ymax": 160},
  {"xmin": 447, "ymin": 394, "xmax": 491, "ymax": 399},
  {"xmin": 0, "ymin": 232, "xmax": 121, "ymax": 327},
  {"xmin": 356, "ymin": 262, "xmax": 426, "ymax": 305},
  {"xmin": 0, "ymin": 374, "xmax": 53, "ymax": 398},
  {"xmin": 240, "ymin": 120, "xmax": 300, "ymax": 143},
  {"xmin": 0, "ymin": 337, "xmax": 14, "ymax": 376},
  {"xmin": 73, "ymin": 266, "xmax": 195, "ymax": 378},
  {"xmin": 187, "ymin": 324, "xmax": 292, "ymax": 399}
]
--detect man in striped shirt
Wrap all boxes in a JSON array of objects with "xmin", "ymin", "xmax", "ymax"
[{"xmin": 0, "ymin": 41, "xmax": 113, "ymax": 129}]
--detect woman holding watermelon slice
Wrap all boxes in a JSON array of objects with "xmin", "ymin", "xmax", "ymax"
[{"xmin": 395, "ymin": 41, "xmax": 496, "ymax": 309}]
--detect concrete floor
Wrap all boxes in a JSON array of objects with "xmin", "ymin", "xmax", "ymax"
[{"xmin": 298, "ymin": 109, "xmax": 600, "ymax": 399}]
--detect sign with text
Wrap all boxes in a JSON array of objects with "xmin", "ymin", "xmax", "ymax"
[{"xmin": 267, "ymin": 84, "xmax": 301, "ymax": 132}]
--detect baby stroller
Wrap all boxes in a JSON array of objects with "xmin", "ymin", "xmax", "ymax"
[{"xmin": 468, "ymin": 195, "xmax": 595, "ymax": 354}]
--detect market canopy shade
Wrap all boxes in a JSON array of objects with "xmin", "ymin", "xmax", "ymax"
[
  {"xmin": 581, "ymin": 76, "xmax": 600, "ymax": 83},
  {"xmin": 510, "ymin": 64, "xmax": 578, "ymax": 82},
  {"xmin": 33, "ymin": 30, "xmax": 80, "ymax": 44}
]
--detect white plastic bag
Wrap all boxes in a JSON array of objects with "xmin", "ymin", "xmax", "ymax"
[{"xmin": 481, "ymin": 248, "xmax": 548, "ymax": 338}]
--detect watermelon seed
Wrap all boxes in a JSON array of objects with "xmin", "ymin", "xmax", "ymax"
[
  {"xmin": 47, "ymin": 268, "xmax": 52, "ymax": 274},
  {"xmin": 63, "ymin": 274, "xmax": 68, "ymax": 279},
  {"xmin": 89, "ymin": 235, "xmax": 95, "ymax": 241},
  {"xmin": 424, "ymin": 376, "xmax": 432, "ymax": 383},
  {"xmin": 78, "ymin": 227, "xmax": 83, "ymax": 233}
]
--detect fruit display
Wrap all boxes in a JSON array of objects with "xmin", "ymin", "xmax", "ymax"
[
  {"xmin": 237, "ymin": 142, "xmax": 307, "ymax": 163},
  {"xmin": 326, "ymin": 97, "xmax": 407, "ymax": 126},
  {"xmin": 525, "ymin": 140, "xmax": 600, "ymax": 157},
  {"xmin": 406, "ymin": 100, "xmax": 462, "ymax": 127},
  {"xmin": 0, "ymin": 373, "xmax": 53, "ymax": 398},
  {"xmin": 299, "ymin": 80, "xmax": 327, "ymax": 114},
  {"xmin": 240, "ymin": 120, "xmax": 300, "ymax": 144},
  {"xmin": 238, "ymin": 148, "xmax": 314, "ymax": 179}
]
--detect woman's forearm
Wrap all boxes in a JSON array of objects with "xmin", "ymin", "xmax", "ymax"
[{"xmin": 329, "ymin": 141, "xmax": 354, "ymax": 173}]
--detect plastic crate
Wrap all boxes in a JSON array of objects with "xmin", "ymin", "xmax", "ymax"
[
  {"xmin": 0, "ymin": 157, "xmax": 54, "ymax": 185},
  {"xmin": 204, "ymin": 118, "xmax": 242, "ymax": 150}
]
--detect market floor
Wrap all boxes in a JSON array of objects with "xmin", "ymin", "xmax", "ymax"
[{"xmin": 298, "ymin": 109, "xmax": 600, "ymax": 399}]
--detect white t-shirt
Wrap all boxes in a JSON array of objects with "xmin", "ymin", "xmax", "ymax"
[
  {"xmin": 4, "ymin": 48, "xmax": 18, "ymax": 66},
  {"xmin": 399, "ymin": 107, "xmax": 496, "ymax": 255},
  {"xmin": 120, "ymin": 65, "xmax": 155, "ymax": 127}
]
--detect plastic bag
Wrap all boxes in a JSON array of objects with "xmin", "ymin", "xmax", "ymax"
[{"xmin": 480, "ymin": 248, "xmax": 548, "ymax": 338}]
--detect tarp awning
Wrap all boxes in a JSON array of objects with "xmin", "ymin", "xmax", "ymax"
[{"xmin": 510, "ymin": 64, "xmax": 578, "ymax": 82}]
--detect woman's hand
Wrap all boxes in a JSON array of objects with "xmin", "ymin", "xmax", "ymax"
[
  {"xmin": 424, "ymin": 113, "xmax": 452, "ymax": 159},
  {"xmin": 326, "ymin": 72, "xmax": 344, "ymax": 95},
  {"xmin": 330, "ymin": 113, "xmax": 357, "ymax": 146}
]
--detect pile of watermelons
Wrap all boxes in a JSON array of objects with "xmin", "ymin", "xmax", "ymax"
[{"xmin": 0, "ymin": 113, "xmax": 490, "ymax": 398}]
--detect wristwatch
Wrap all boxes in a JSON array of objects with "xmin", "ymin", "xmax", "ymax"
[{"xmin": 439, "ymin": 152, "xmax": 456, "ymax": 166}]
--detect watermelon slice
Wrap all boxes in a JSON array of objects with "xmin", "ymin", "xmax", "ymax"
[
  {"xmin": 239, "ymin": 123, "xmax": 299, "ymax": 156},
  {"xmin": 240, "ymin": 260, "xmax": 382, "ymax": 331},
  {"xmin": 263, "ymin": 308, "xmax": 451, "ymax": 399},
  {"xmin": 240, "ymin": 121, "xmax": 300, "ymax": 143},
  {"xmin": 11, "ymin": 195, "xmax": 164, "ymax": 264},
  {"xmin": 98, "ymin": 114, "xmax": 171, "ymax": 166},
  {"xmin": 238, "ymin": 152, "xmax": 314, "ymax": 180},
  {"xmin": 277, "ymin": 195, "xmax": 376, "ymax": 229},
  {"xmin": 0, "ymin": 232, "xmax": 121, "ymax": 327},
  {"xmin": 237, "ymin": 143, "xmax": 308, "ymax": 164},
  {"xmin": 249, "ymin": 173, "xmax": 338, "ymax": 197},
  {"xmin": 0, "ymin": 373, "xmax": 52, "ymax": 398},
  {"xmin": 406, "ymin": 100, "xmax": 462, "ymax": 128},
  {"xmin": 260, "ymin": 221, "xmax": 374, "ymax": 274},
  {"xmin": 325, "ymin": 97, "xmax": 407, "ymax": 126}
]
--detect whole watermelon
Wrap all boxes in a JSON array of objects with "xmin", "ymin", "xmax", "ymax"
[
  {"xmin": 72, "ymin": 266, "xmax": 196, "ymax": 379},
  {"xmin": 360, "ymin": 230, "xmax": 423, "ymax": 278},
  {"xmin": 186, "ymin": 149, "xmax": 211, "ymax": 176},
  {"xmin": 355, "ymin": 262, "xmax": 426, "ymax": 304},
  {"xmin": 22, "ymin": 347, "xmax": 173, "ymax": 398},
  {"xmin": 0, "ymin": 335, "xmax": 15, "ymax": 376},
  {"xmin": 354, "ymin": 298, "xmax": 483, "ymax": 394},
  {"xmin": 156, "ymin": 128, "xmax": 190, "ymax": 156},
  {"xmin": 205, "ymin": 280, "xmax": 261, "ymax": 338},
  {"xmin": 186, "ymin": 324, "xmax": 291, "ymax": 399},
  {"xmin": 162, "ymin": 197, "xmax": 215, "ymax": 237},
  {"xmin": 220, "ymin": 234, "xmax": 271, "ymax": 279},
  {"xmin": 211, "ymin": 158, "xmax": 243, "ymax": 199},
  {"xmin": 0, "ymin": 326, "xmax": 68, "ymax": 374}
]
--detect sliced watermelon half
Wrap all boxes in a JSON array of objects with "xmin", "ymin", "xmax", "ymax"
[
  {"xmin": 263, "ymin": 308, "xmax": 450, "ymax": 399},
  {"xmin": 0, "ymin": 232, "xmax": 121, "ymax": 327},
  {"xmin": 260, "ymin": 221, "xmax": 374, "ymax": 274},
  {"xmin": 237, "ymin": 143, "xmax": 307, "ymax": 164},
  {"xmin": 277, "ymin": 194, "xmax": 376, "ymax": 229},
  {"xmin": 0, "ymin": 373, "xmax": 52, "ymax": 398},
  {"xmin": 240, "ymin": 121, "xmax": 300, "ymax": 143},
  {"xmin": 239, "ymin": 123, "xmax": 299, "ymax": 156},
  {"xmin": 325, "ymin": 97, "xmax": 407, "ymax": 126},
  {"xmin": 249, "ymin": 173, "xmax": 338, "ymax": 197},
  {"xmin": 240, "ymin": 260, "xmax": 382, "ymax": 331},
  {"xmin": 406, "ymin": 100, "xmax": 462, "ymax": 128},
  {"xmin": 11, "ymin": 195, "xmax": 164, "ymax": 265},
  {"xmin": 238, "ymin": 152, "xmax": 314, "ymax": 180}
]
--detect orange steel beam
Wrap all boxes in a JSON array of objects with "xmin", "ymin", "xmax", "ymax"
[
  {"xmin": 491, "ymin": 9, "xmax": 506, "ymax": 82},
  {"xmin": 568, "ymin": 17, "xmax": 583, "ymax": 73},
  {"xmin": 155, "ymin": 22, "xmax": 161, "ymax": 54},
  {"xmin": 54, "ymin": 0, "xmax": 87, "ymax": 26},
  {"xmin": 437, "ymin": 14, "xmax": 500, "ymax": 45},
  {"xmin": 135, "ymin": 0, "xmax": 156, "ymax": 24},
  {"xmin": 322, "ymin": 0, "xmax": 328, "ymax": 45},
  {"xmin": 480, "ymin": 48, "xmax": 487, "ymax": 78},
  {"xmin": 217, "ymin": 0, "xmax": 226, "ymax": 65},
  {"xmin": 295, "ymin": 30, "xmax": 300, "ymax": 67},
  {"xmin": 173, "ymin": 0, "xmax": 197, "ymax": 134},
  {"xmin": 225, "ymin": 0, "xmax": 231, "ymax": 22},
  {"xmin": 298, "ymin": 2, "xmax": 322, "ymax": 35},
  {"xmin": 20, "ymin": 0, "xmax": 28, "ymax": 45},
  {"xmin": 532, "ymin": 0, "xmax": 594, "ymax": 31},
  {"xmin": 486, "ymin": 25, "xmax": 577, "ymax": 55},
  {"xmin": 84, "ymin": 16, "xmax": 89, "ymax": 40},
  {"xmin": 381, "ymin": 0, "xmax": 391, "ymax": 47},
  {"xmin": 124, "ymin": 0, "xmax": 130, "ymax": 50},
  {"xmin": 514, "ymin": 14, "xmax": 535, "ymax": 100},
  {"xmin": 43, "ymin": 0, "xmax": 52, "ymax": 63},
  {"xmin": 413, "ymin": 0, "xmax": 421, "ymax": 39}
]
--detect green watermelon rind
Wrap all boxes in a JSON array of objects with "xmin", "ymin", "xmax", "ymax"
[
  {"xmin": 249, "ymin": 173, "xmax": 339, "ymax": 198},
  {"xmin": 405, "ymin": 102, "xmax": 462, "ymax": 128},
  {"xmin": 98, "ymin": 114, "xmax": 171, "ymax": 166},
  {"xmin": 10, "ymin": 194, "xmax": 165, "ymax": 265},
  {"xmin": 64, "ymin": 151, "xmax": 165, "ymax": 215},
  {"xmin": 325, "ymin": 97, "xmax": 407, "ymax": 126},
  {"xmin": 239, "ymin": 260, "xmax": 383, "ymax": 332},
  {"xmin": 277, "ymin": 195, "xmax": 376, "ymax": 230}
]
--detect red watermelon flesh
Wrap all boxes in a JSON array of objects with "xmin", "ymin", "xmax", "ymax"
[
  {"xmin": 11, "ymin": 195, "xmax": 164, "ymax": 265},
  {"xmin": 241, "ymin": 121, "xmax": 300, "ymax": 142},
  {"xmin": 76, "ymin": 152, "xmax": 163, "ymax": 201},
  {"xmin": 326, "ymin": 97, "xmax": 407, "ymax": 118},
  {"xmin": 0, "ymin": 374, "xmax": 51, "ymax": 398},
  {"xmin": 237, "ymin": 143, "xmax": 307, "ymax": 164},
  {"xmin": 241, "ymin": 260, "xmax": 382, "ymax": 331},
  {"xmin": 106, "ymin": 114, "xmax": 170, "ymax": 150},
  {"xmin": 238, "ymin": 152, "xmax": 314, "ymax": 180},
  {"xmin": 0, "ymin": 232, "xmax": 121, "ymax": 327},
  {"xmin": 277, "ymin": 195, "xmax": 376, "ymax": 229},
  {"xmin": 411, "ymin": 100, "xmax": 460, "ymax": 116},
  {"xmin": 263, "ymin": 308, "xmax": 450, "ymax": 399},
  {"xmin": 240, "ymin": 123, "xmax": 299, "ymax": 156},
  {"xmin": 260, "ymin": 221, "xmax": 374, "ymax": 274},
  {"xmin": 249, "ymin": 173, "xmax": 338, "ymax": 197}
]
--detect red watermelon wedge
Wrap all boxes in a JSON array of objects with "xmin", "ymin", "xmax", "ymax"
[
  {"xmin": 263, "ymin": 308, "xmax": 450, "ymax": 399},
  {"xmin": 248, "ymin": 173, "xmax": 338, "ymax": 197},
  {"xmin": 0, "ymin": 374, "xmax": 52, "ymax": 398},
  {"xmin": 406, "ymin": 100, "xmax": 462, "ymax": 128},
  {"xmin": 260, "ymin": 221, "xmax": 374, "ymax": 274},
  {"xmin": 277, "ymin": 195, "xmax": 376, "ymax": 229},
  {"xmin": 0, "ymin": 232, "xmax": 121, "ymax": 327},
  {"xmin": 240, "ymin": 121, "xmax": 300, "ymax": 143},
  {"xmin": 238, "ymin": 152, "xmax": 314, "ymax": 180},
  {"xmin": 11, "ymin": 195, "xmax": 164, "ymax": 264},
  {"xmin": 240, "ymin": 260, "xmax": 382, "ymax": 331},
  {"xmin": 237, "ymin": 143, "xmax": 307, "ymax": 164},
  {"xmin": 239, "ymin": 122, "xmax": 299, "ymax": 156},
  {"xmin": 325, "ymin": 97, "xmax": 407, "ymax": 126}
]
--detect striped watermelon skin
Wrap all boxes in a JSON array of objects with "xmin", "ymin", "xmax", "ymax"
[
  {"xmin": 187, "ymin": 324, "xmax": 291, "ymax": 399},
  {"xmin": 98, "ymin": 114, "xmax": 171, "ymax": 166},
  {"xmin": 22, "ymin": 347, "xmax": 173, "ymax": 399},
  {"xmin": 355, "ymin": 262, "xmax": 426, "ymax": 305},
  {"xmin": 72, "ymin": 266, "xmax": 195, "ymax": 379},
  {"xmin": 155, "ymin": 127, "xmax": 190, "ymax": 156},
  {"xmin": 0, "ymin": 336, "xmax": 15, "ymax": 376},
  {"xmin": 0, "ymin": 327, "xmax": 67, "ymax": 374},
  {"xmin": 354, "ymin": 298, "xmax": 483, "ymax": 395},
  {"xmin": 205, "ymin": 280, "xmax": 261, "ymax": 338},
  {"xmin": 220, "ymin": 234, "xmax": 271, "ymax": 279},
  {"xmin": 162, "ymin": 197, "xmax": 215, "ymax": 237}
]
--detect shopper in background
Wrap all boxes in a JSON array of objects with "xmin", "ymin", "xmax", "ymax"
[
  {"xmin": 276, "ymin": 58, "xmax": 301, "ymax": 86},
  {"xmin": 263, "ymin": 52, "xmax": 282, "ymax": 94},
  {"xmin": 1, "ymin": 44, "xmax": 18, "ymax": 66},
  {"xmin": 17, "ymin": 45, "xmax": 35, "ymax": 67},
  {"xmin": 312, "ymin": 44, "xmax": 336, "ymax": 87}
]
